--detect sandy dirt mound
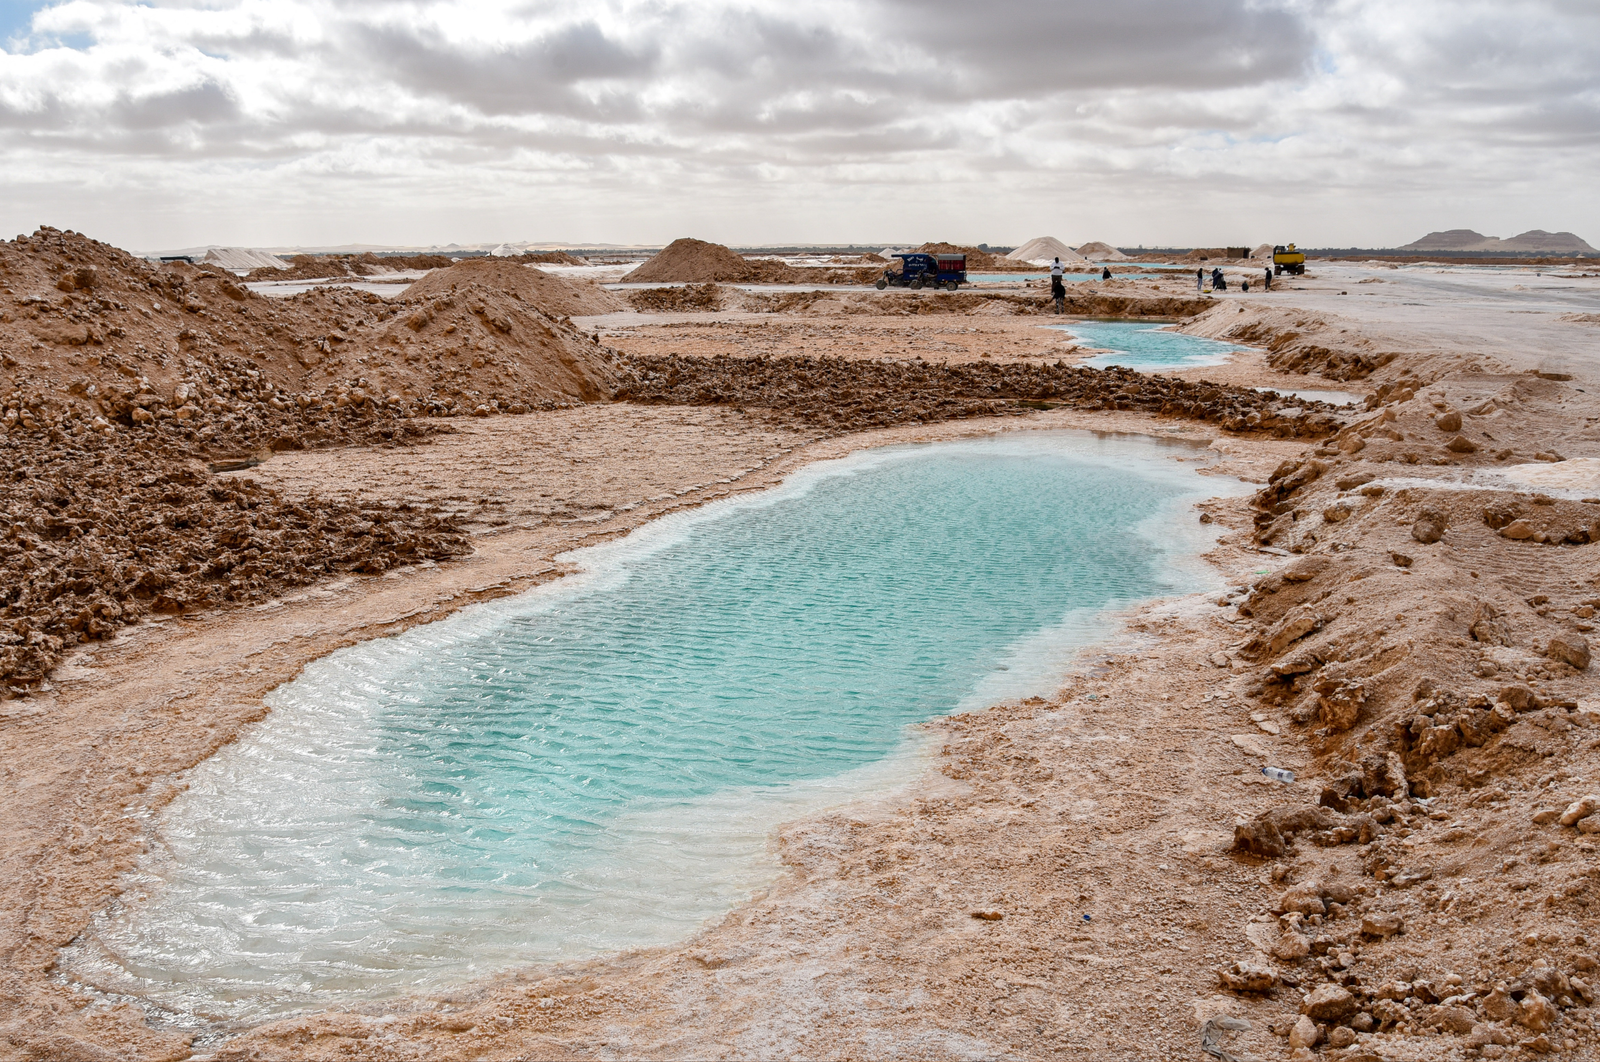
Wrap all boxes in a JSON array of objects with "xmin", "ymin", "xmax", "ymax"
[
  {"xmin": 628, "ymin": 238, "xmax": 805, "ymax": 284},
  {"xmin": 406, "ymin": 257, "xmax": 624, "ymax": 317}
]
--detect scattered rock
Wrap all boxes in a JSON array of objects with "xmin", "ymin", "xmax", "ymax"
[
  {"xmin": 1435, "ymin": 410, "xmax": 1463, "ymax": 432},
  {"xmin": 1266, "ymin": 606, "xmax": 1325, "ymax": 654},
  {"xmin": 1300, "ymin": 983, "xmax": 1357, "ymax": 1022},
  {"xmin": 1217, "ymin": 960, "xmax": 1277, "ymax": 993},
  {"xmin": 1433, "ymin": 1006, "xmax": 1477, "ymax": 1034},
  {"xmin": 1470, "ymin": 1021, "xmax": 1515, "ymax": 1047},
  {"xmin": 1275, "ymin": 883, "xmax": 1327, "ymax": 917},
  {"xmin": 1482, "ymin": 987, "xmax": 1517, "ymax": 1022},
  {"xmin": 1412, "ymin": 508, "xmax": 1448, "ymax": 543},
  {"xmin": 1360, "ymin": 912, "xmax": 1404, "ymax": 939},
  {"xmin": 1288, "ymin": 1014, "xmax": 1321, "ymax": 1049},
  {"xmin": 1272, "ymin": 924, "xmax": 1312, "ymax": 961},
  {"xmin": 1547, "ymin": 634, "xmax": 1591, "ymax": 670},
  {"xmin": 970, "ymin": 910, "xmax": 1003, "ymax": 921},
  {"xmin": 1446, "ymin": 434, "xmax": 1478, "ymax": 453},
  {"xmin": 1389, "ymin": 551, "xmax": 1413, "ymax": 567},
  {"xmin": 1517, "ymin": 989, "xmax": 1558, "ymax": 1032},
  {"xmin": 1233, "ymin": 805, "xmax": 1342, "ymax": 857},
  {"xmin": 1315, "ymin": 677, "xmax": 1366, "ymax": 731},
  {"xmin": 1559, "ymin": 795, "xmax": 1599, "ymax": 827}
]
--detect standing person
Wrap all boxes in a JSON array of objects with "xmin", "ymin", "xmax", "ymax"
[
  {"xmin": 1101, "ymin": 266, "xmax": 1112, "ymax": 281},
  {"xmin": 1196, "ymin": 267, "xmax": 1204, "ymax": 293},
  {"xmin": 1050, "ymin": 257, "xmax": 1066, "ymax": 314},
  {"xmin": 1264, "ymin": 267, "xmax": 1272, "ymax": 290}
]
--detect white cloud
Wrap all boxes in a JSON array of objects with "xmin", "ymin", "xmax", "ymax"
[{"xmin": 0, "ymin": 0, "xmax": 1594, "ymax": 249}]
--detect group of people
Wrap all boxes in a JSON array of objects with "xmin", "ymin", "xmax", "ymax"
[
  {"xmin": 1197, "ymin": 266, "xmax": 1273, "ymax": 294},
  {"xmin": 1044, "ymin": 256, "xmax": 1277, "ymax": 313}
]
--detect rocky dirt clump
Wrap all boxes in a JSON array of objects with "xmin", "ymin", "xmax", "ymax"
[
  {"xmin": 615, "ymin": 354, "xmax": 1345, "ymax": 435},
  {"xmin": 0, "ymin": 421, "xmax": 469, "ymax": 691}
]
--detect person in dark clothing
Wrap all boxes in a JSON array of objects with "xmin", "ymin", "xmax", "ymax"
[
  {"xmin": 1196, "ymin": 267, "xmax": 1204, "ymax": 293},
  {"xmin": 1212, "ymin": 267, "xmax": 1227, "ymax": 292},
  {"xmin": 1050, "ymin": 273, "xmax": 1066, "ymax": 313},
  {"xmin": 1264, "ymin": 267, "xmax": 1272, "ymax": 290},
  {"xmin": 1101, "ymin": 266, "xmax": 1112, "ymax": 280}
]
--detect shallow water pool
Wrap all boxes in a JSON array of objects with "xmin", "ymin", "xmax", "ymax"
[
  {"xmin": 1051, "ymin": 319, "xmax": 1248, "ymax": 369},
  {"xmin": 65, "ymin": 432, "xmax": 1241, "ymax": 1022}
]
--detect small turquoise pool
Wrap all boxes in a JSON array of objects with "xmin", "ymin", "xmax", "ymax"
[
  {"xmin": 66, "ymin": 432, "xmax": 1241, "ymax": 1021},
  {"xmin": 1052, "ymin": 319, "xmax": 1248, "ymax": 369}
]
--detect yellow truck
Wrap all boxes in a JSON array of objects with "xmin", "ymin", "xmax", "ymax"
[{"xmin": 1273, "ymin": 244, "xmax": 1306, "ymax": 276}]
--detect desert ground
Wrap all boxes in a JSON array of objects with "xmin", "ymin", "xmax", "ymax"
[{"xmin": 4, "ymin": 231, "xmax": 1600, "ymax": 1061}]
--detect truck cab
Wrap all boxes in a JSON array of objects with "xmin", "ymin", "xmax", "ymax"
[
  {"xmin": 876, "ymin": 253, "xmax": 967, "ymax": 290},
  {"xmin": 1273, "ymin": 244, "xmax": 1306, "ymax": 276}
]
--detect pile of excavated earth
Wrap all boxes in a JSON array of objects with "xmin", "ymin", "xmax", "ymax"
[
  {"xmin": 627, "ymin": 238, "xmax": 881, "ymax": 285},
  {"xmin": 0, "ymin": 227, "xmax": 626, "ymax": 689}
]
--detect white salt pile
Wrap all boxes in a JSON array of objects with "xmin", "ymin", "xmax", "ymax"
[
  {"xmin": 200, "ymin": 248, "xmax": 289, "ymax": 271},
  {"xmin": 1076, "ymin": 241, "xmax": 1130, "ymax": 261},
  {"xmin": 1005, "ymin": 237, "xmax": 1087, "ymax": 266}
]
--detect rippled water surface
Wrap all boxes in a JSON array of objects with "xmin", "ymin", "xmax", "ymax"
[
  {"xmin": 1053, "ymin": 319, "xmax": 1247, "ymax": 369},
  {"xmin": 66, "ymin": 432, "xmax": 1238, "ymax": 1021}
]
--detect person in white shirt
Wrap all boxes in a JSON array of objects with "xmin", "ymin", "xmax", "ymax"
[{"xmin": 1049, "ymin": 258, "xmax": 1066, "ymax": 313}]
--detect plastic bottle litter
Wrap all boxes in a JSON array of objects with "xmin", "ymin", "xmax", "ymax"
[{"xmin": 1261, "ymin": 767, "xmax": 1295, "ymax": 784}]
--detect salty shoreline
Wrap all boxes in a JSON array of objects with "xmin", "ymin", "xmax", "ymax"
[{"xmin": 2, "ymin": 400, "xmax": 1294, "ymax": 1058}]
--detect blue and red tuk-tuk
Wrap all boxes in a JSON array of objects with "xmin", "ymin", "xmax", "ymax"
[{"xmin": 876, "ymin": 253, "xmax": 967, "ymax": 291}]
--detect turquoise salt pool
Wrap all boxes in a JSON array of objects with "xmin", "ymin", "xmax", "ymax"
[
  {"xmin": 1053, "ymin": 319, "xmax": 1248, "ymax": 369},
  {"xmin": 65, "ymin": 432, "xmax": 1241, "ymax": 1021}
]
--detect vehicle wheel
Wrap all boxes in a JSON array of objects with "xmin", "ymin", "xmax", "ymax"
[
  {"xmin": 875, "ymin": 278, "xmax": 888, "ymax": 290},
  {"xmin": 910, "ymin": 278, "xmax": 923, "ymax": 290},
  {"xmin": 946, "ymin": 280, "xmax": 958, "ymax": 291},
  {"xmin": 1274, "ymin": 265, "xmax": 1282, "ymax": 275}
]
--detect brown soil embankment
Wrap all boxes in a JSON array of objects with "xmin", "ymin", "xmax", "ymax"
[
  {"xmin": 246, "ymin": 252, "xmax": 457, "ymax": 281},
  {"xmin": 615, "ymin": 353, "xmax": 1343, "ymax": 436}
]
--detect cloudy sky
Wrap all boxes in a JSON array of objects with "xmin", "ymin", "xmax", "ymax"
[{"xmin": 0, "ymin": 0, "xmax": 1596, "ymax": 252}]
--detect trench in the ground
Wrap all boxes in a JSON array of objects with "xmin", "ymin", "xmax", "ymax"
[{"xmin": 60, "ymin": 430, "xmax": 1248, "ymax": 1026}]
